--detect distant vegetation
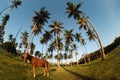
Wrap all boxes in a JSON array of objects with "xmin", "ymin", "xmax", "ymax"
[{"xmin": 79, "ymin": 36, "xmax": 120, "ymax": 64}]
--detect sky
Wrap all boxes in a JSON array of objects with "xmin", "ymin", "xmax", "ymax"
[{"xmin": 0, "ymin": 0, "xmax": 120, "ymax": 61}]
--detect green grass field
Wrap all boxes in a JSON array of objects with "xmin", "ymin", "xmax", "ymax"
[{"xmin": 0, "ymin": 46, "xmax": 120, "ymax": 80}]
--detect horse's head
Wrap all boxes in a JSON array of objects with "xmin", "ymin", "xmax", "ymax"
[{"xmin": 24, "ymin": 52, "xmax": 28, "ymax": 66}]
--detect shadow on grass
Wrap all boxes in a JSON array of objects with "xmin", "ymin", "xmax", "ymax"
[{"xmin": 61, "ymin": 66, "xmax": 95, "ymax": 80}]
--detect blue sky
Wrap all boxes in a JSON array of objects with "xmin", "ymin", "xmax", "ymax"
[{"xmin": 0, "ymin": 0, "xmax": 120, "ymax": 60}]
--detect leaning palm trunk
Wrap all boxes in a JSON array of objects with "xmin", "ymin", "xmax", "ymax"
[
  {"xmin": 26, "ymin": 23, "xmax": 37, "ymax": 53},
  {"xmin": 0, "ymin": 6, "xmax": 10, "ymax": 17},
  {"xmin": 87, "ymin": 18, "xmax": 105, "ymax": 60}
]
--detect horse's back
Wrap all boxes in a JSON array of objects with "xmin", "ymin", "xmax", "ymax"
[{"xmin": 33, "ymin": 58, "xmax": 49, "ymax": 67}]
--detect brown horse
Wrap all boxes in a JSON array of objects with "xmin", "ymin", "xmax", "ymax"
[{"xmin": 24, "ymin": 52, "xmax": 49, "ymax": 78}]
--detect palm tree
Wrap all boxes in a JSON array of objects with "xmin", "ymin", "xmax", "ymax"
[
  {"xmin": 35, "ymin": 51, "xmax": 40, "ymax": 58},
  {"xmin": 64, "ymin": 53, "xmax": 68, "ymax": 66},
  {"xmin": 64, "ymin": 29, "xmax": 74, "ymax": 45},
  {"xmin": 21, "ymin": 31, "xmax": 29, "ymax": 52},
  {"xmin": 30, "ymin": 42, "xmax": 35, "ymax": 55},
  {"xmin": 0, "ymin": 0, "xmax": 22, "ymax": 17},
  {"xmin": 86, "ymin": 29, "xmax": 96, "ymax": 41},
  {"xmin": 71, "ymin": 43, "xmax": 79, "ymax": 65},
  {"xmin": 40, "ymin": 30, "xmax": 52, "ymax": 58},
  {"xmin": 66, "ymin": 2, "xmax": 105, "ymax": 60},
  {"xmin": 66, "ymin": 2, "xmax": 83, "ymax": 19},
  {"xmin": 40, "ymin": 36, "xmax": 46, "ymax": 58},
  {"xmin": 64, "ymin": 29, "xmax": 74, "ymax": 65},
  {"xmin": 81, "ymin": 38, "xmax": 90, "ymax": 63},
  {"xmin": 8, "ymin": 34, "xmax": 13, "ymax": 42},
  {"xmin": 49, "ymin": 20, "xmax": 64, "ymax": 67},
  {"xmin": 68, "ymin": 51, "xmax": 73, "ymax": 66},
  {"xmin": 1, "ymin": 14, "xmax": 10, "ymax": 26},
  {"xmin": 47, "ymin": 40, "xmax": 56, "ymax": 65},
  {"xmin": 0, "ymin": 14, "xmax": 10, "ymax": 45},
  {"xmin": 26, "ymin": 7, "xmax": 50, "ymax": 53}
]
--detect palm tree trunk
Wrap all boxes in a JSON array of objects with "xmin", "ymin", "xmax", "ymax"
[
  {"xmin": 75, "ymin": 54, "xmax": 78, "ymax": 65},
  {"xmin": 81, "ymin": 45, "xmax": 86, "ymax": 64},
  {"xmin": 0, "ymin": 6, "xmax": 10, "ymax": 17},
  {"xmin": 56, "ymin": 34, "xmax": 60, "ymax": 67},
  {"xmin": 25, "ymin": 31, "xmax": 33, "ymax": 53},
  {"xmin": 26, "ymin": 23, "xmax": 37, "ymax": 53},
  {"xmin": 87, "ymin": 18, "xmax": 105, "ymax": 60}
]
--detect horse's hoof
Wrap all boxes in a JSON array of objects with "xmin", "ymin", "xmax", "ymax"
[
  {"xmin": 47, "ymin": 73, "xmax": 49, "ymax": 77},
  {"xmin": 43, "ymin": 74, "xmax": 46, "ymax": 76},
  {"xmin": 33, "ymin": 75, "xmax": 36, "ymax": 78}
]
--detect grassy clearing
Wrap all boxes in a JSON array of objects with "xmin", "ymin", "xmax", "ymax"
[{"xmin": 0, "ymin": 46, "xmax": 120, "ymax": 80}]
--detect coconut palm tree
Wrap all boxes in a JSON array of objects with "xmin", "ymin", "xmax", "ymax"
[
  {"xmin": 86, "ymin": 29, "xmax": 96, "ymax": 41},
  {"xmin": 26, "ymin": 7, "xmax": 50, "ymax": 53},
  {"xmin": 35, "ymin": 51, "xmax": 40, "ymax": 58},
  {"xmin": 66, "ymin": 2, "xmax": 83, "ymax": 19},
  {"xmin": 8, "ymin": 34, "xmax": 13, "ymax": 42},
  {"xmin": 49, "ymin": 20, "xmax": 64, "ymax": 67},
  {"xmin": 64, "ymin": 29, "xmax": 74, "ymax": 45},
  {"xmin": 68, "ymin": 50, "xmax": 73, "ymax": 66},
  {"xmin": 40, "ymin": 30, "xmax": 52, "ymax": 58},
  {"xmin": 66, "ymin": 2, "xmax": 105, "ymax": 60},
  {"xmin": 81, "ymin": 38, "xmax": 90, "ymax": 63},
  {"xmin": 0, "ymin": 0, "xmax": 22, "ymax": 16},
  {"xmin": 64, "ymin": 29, "xmax": 74, "ymax": 65},
  {"xmin": 64, "ymin": 53, "xmax": 68, "ymax": 66},
  {"xmin": 30, "ymin": 42, "xmax": 35, "ymax": 55},
  {"xmin": 40, "ymin": 36, "xmax": 46, "ymax": 58},
  {"xmin": 47, "ymin": 40, "xmax": 56, "ymax": 65},
  {"xmin": 1, "ymin": 14, "xmax": 10, "ymax": 26},
  {"xmin": 71, "ymin": 43, "xmax": 79, "ymax": 65},
  {"xmin": 0, "ymin": 14, "xmax": 10, "ymax": 44},
  {"xmin": 21, "ymin": 31, "xmax": 29, "ymax": 52}
]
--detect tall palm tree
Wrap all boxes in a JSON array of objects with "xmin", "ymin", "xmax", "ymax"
[
  {"xmin": 64, "ymin": 29, "xmax": 74, "ymax": 45},
  {"xmin": 71, "ymin": 43, "xmax": 79, "ymax": 65},
  {"xmin": 1, "ymin": 14, "xmax": 10, "ymax": 26},
  {"xmin": 35, "ymin": 51, "xmax": 40, "ymax": 58},
  {"xmin": 81, "ymin": 37, "xmax": 90, "ymax": 63},
  {"xmin": 0, "ymin": 14, "xmax": 10, "ymax": 45},
  {"xmin": 40, "ymin": 30, "xmax": 52, "ymax": 58},
  {"xmin": 49, "ymin": 20, "xmax": 64, "ymax": 67},
  {"xmin": 47, "ymin": 40, "xmax": 56, "ymax": 65},
  {"xmin": 86, "ymin": 29, "xmax": 96, "ymax": 41},
  {"xmin": 26, "ymin": 7, "xmax": 50, "ymax": 53},
  {"xmin": 40, "ymin": 36, "xmax": 46, "ymax": 58},
  {"xmin": 66, "ymin": 2, "xmax": 105, "ymax": 60},
  {"xmin": 8, "ymin": 34, "xmax": 13, "ymax": 42},
  {"xmin": 0, "ymin": 0, "xmax": 22, "ymax": 17},
  {"xmin": 87, "ymin": 29, "xmax": 102, "ymax": 59},
  {"xmin": 64, "ymin": 29, "xmax": 74, "ymax": 65},
  {"xmin": 66, "ymin": 2, "xmax": 83, "ymax": 19},
  {"xmin": 30, "ymin": 42, "xmax": 35, "ymax": 55},
  {"xmin": 21, "ymin": 31, "xmax": 29, "ymax": 52},
  {"xmin": 64, "ymin": 53, "xmax": 68, "ymax": 66}
]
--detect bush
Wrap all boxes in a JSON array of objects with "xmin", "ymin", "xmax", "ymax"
[{"xmin": 2, "ymin": 42, "xmax": 17, "ymax": 56}]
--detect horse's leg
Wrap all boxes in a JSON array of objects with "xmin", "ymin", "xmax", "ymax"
[
  {"xmin": 33, "ymin": 67, "xmax": 36, "ymax": 78},
  {"xmin": 43, "ymin": 68, "xmax": 46, "ymax": 76},
  {"xmin": 45, "ymin": 64, "xmax": 49, "ymax": 76},
  {"xmin": 46, "ymin": 67, "xmax": 49, "ymax": 76}
]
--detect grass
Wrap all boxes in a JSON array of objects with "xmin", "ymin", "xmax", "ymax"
[{"xmin": 0, "ymin": 46, "xmax": 120, "ymax": 80}]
